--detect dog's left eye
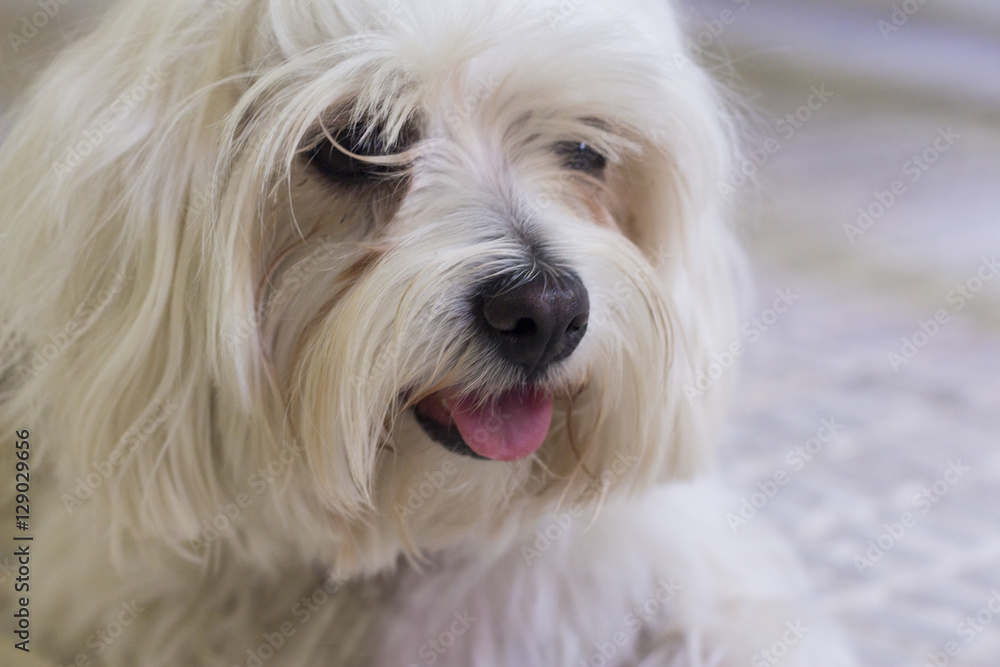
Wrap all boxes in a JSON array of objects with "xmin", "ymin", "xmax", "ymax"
[
  {"xmin": 306, "ymin": 123, "xmax": 412, "ymax": 182},
  {"xmin": 555, "ymin": 141, "xmax": 607, "ymax": 176}
]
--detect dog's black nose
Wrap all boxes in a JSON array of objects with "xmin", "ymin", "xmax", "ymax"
[{"xmin": 480, "ymin": 272, "xmax": 589, "ymax": 373}]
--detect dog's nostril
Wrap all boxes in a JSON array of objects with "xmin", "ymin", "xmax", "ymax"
[
  {"xmin": 505, "ymin": 318, "xmax": 537, "ymax": 338},
  {"xmin": 479, "ymin": 271, "xmax": 589, "ymax": 374}
]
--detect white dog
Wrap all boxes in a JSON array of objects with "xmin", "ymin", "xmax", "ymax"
[{"xmin": 0, "ymin": 0, "xmax": 855, "ymax": 665}]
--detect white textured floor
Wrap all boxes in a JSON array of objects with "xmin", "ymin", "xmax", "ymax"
[{"xmin": 682, "ymin": 0, "xmax": 1000, "ymax": 664}]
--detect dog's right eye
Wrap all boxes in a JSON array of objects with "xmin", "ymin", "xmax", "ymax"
[
  {"xmin": 555, "ymin": 141, "xmax": 607, "ymax": 177},
  {"xmin": 306, "ymin": 123, "xmax": 411, "ymax": 182}
]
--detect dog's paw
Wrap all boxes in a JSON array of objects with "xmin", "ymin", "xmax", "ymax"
[{"xmin": 623, "ymin": 480, "xmax": 858, "ymax": 667}]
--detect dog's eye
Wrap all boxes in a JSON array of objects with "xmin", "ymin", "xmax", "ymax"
[
  {"xmin": 555, "ymin": 141, "xmax": 607, "ymax": 176},
  {"xmin": 306, "ymin": 123, "xmax": 411, "ymax": 181}
]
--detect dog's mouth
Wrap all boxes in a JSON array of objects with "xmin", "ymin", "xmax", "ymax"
[{"xmin": 413, "ymin": 387, "xmax": 554, "ymax": 461}]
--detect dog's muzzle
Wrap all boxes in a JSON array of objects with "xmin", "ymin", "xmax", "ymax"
[{"xmin": 414, "ymin": 271, "xmax": 589, "ymax": 461}]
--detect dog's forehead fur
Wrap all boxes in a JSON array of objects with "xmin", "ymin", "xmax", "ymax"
[{"xmin": 237, "ymin": 0, "xmax": 697, "ymax": 169}]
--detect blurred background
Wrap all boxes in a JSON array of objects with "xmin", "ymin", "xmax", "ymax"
[
  {"xmin": 2, "ymin": 1, "xmax": 998, "ymax": 665},
  {"xmin": 674, "ymin": 1, "xmax": 1000, "ymax": 665}
]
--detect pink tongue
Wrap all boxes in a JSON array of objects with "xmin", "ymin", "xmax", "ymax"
[{"xmin": 445, "ymin": 388, "xmax": 554, "ymax": 461}]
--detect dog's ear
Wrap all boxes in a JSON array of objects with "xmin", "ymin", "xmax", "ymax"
[
  {"xmin": 0, "ymin": 3, "xmax": 251, "ymax": 559},
  {"xmin": 610, "ymin": 64, "xmax": 744, "ymax": 480}
]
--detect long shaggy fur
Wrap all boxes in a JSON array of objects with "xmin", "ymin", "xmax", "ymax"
[{"xmin": 0, "ymin": 1, "xmax": 853, "ymax": 665}]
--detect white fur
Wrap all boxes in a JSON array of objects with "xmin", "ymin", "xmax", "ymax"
[{"xmin": 0, "ymin": 0, "xmax": 853, "ymax": 665}]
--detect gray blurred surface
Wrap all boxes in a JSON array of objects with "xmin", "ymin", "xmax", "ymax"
[
  {"xmin": 0, "ymin": 0, "xmax": 112, "ymax": 121},
  {"xmin": 680, "ymin": 0, "xmax": 1000, "ymax": 665}
]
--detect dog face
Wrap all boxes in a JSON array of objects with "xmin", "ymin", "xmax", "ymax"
[{"xmin": 0, "ymin": 0, "xmax": 738, "ymax": 573}]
